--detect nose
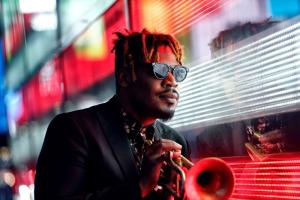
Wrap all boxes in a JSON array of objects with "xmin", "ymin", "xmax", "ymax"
[{"xmin": 162, "ymin": 72, "xmax": 178, "ymax": 88}]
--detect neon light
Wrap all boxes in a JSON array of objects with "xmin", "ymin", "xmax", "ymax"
[
  {"xmin": 176, "ymin": 80, "xmax": 299, "ymax": 113},
  {"xmin": 179, "ymin": 35, "xmax": 300, "ymax": 92},
  {"xmin": 233, "ymin": 188, "xmax": 300, "ymax": 194},
  {"xmin": 233, "ymin": 166, "xmax": 300, "ymax": 170},
  {"xmin": 231, "ymin": 193, "xmax": 300, "ymax": 199},
  {"xmin": 235, "ymin": 183, "xmax": 300, "ymax": 187},
  {"xmin": 171, "ymin": 0, "xmax": 232, "ymax": 34},
  {"xmin": 224, "ymin": 155, "xmax": 300, "ymax": 199},
  {"xmin": 237, "ymin": 178, "xmax": 300, "ymax": 181},
  {"xmin": 167, "ymin": 20, "xmax": 300, "ymax": 128},
  {"xmin": 141, "ymin": 0, "xmax": 231, "ymax": 34},
  {"xmin": 229, "ymin": 160, "xmax": 300, "ymax": 166}
]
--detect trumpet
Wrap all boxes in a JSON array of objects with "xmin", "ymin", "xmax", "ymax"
[{"xmin": 161, "ymin": 152, "xmax": 235, "ymax": 200}]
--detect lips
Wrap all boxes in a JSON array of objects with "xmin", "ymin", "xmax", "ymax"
[
  {"xmin": 160, "ymin": 92, "xmax": 178, "ymax": 99},
  {"xmin": 159, "ymin": 92, "xmax": 179, "ymax": 104}
]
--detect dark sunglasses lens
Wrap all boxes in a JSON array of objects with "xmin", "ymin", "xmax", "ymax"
[
  {"xmin": 174, "ymin": 67, "xmax": 187, "ymax": 82},
  {"xmin": 153, "ymin": 63, "xmax": 169, "ymax": 79}
]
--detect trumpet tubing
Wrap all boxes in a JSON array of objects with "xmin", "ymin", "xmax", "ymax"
[
  {"xmin": 161, "ymin": 153, "xmax": 234, "ymax": 200},
  {"xmin": 180, "ymin": 155, "xmax": 194, "ymax": 169}
]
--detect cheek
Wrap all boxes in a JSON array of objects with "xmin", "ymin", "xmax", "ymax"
[{"xmin": 137, "ymin": 78, "xmax": 162, "ymax": 93}]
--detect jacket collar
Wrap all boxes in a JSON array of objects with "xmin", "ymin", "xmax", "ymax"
[
  {"xmin": 95, "ymin": 96, "xmax": 139, "ymax": 180},
  {"xmin": 95, "ymin": 95, "xmax": 164, "ymax": 180}
]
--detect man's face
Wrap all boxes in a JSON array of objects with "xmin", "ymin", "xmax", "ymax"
[{"xmin": 129, "ymin": 45, "xmax": 181, "ymax": 121}]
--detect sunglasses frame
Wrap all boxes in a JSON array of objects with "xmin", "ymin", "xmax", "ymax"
[{"xmin": 151, "ymin": 62, "xmax": 189, "ymax": 82}]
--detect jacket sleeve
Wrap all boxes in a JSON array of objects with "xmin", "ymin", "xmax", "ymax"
[{"xmin": 34, "ymin": 113, "xmax": 142, "ymax": 200}]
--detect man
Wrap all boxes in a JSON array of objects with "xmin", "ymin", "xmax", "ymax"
[{"xmin": 34, "ymin": 29, "xmax": 190, "ymax": 200}]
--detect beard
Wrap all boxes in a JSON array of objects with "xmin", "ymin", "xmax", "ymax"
[
  {"xmin": 132, "ymin": 95, "xmax": 176, "ymax": 121},
  {"xmin": 156, "ymin": 108, "xmax": 175, "ymax": 121}
]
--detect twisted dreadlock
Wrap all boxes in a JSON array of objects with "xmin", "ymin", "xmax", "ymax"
[{"xmin": 112, "ymin": 29, "xmax": 183, "ymax": 91}]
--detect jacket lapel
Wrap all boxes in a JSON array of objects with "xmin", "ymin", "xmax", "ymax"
[
  {"xmin": 153, "ymin": 120, "xmax": 163, "ymax": 140},
  {"xmin": 95, "ymin": 97, "xmax": 139, "ymax": 181}
]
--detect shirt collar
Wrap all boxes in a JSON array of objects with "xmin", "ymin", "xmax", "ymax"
[
  {"xmin": 113, "ymin": 95, "xmax": 156, "ymax": 141},
  {"xmin": 121, "ymin": 107, "xmax": 156, "ymax": 139}
]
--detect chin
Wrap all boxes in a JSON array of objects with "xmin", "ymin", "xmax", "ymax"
[{"xmin": 156, "ymin": 108, "xmax": 175, "ymax": 121}]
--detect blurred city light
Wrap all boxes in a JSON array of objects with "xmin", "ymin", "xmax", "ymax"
[
  {"xmin": 19, "ymin": 0, "xmax": 56, "ymax": 13},
  {"xmin": 30, "ymin": 13, "xmax": 57, "ymax": 31}
]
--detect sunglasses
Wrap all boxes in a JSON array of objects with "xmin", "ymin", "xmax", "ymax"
[{"xmin": 148, "ymin": 62, "xmax": 189, "ymax": 82}]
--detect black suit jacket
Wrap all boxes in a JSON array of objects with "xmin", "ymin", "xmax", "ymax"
[{"xmin": 34, "ymin": 96, "xmax": 189, "ymax": 200}]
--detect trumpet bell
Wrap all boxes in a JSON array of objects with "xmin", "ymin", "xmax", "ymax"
[{"xmin": 185, "ymin": 157, "xmax": 234, "ymax": 200}]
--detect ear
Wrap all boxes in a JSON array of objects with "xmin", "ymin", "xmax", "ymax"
[{"xmin": 117, "ymin": 69, "xmax": 131, "ymax": 87}]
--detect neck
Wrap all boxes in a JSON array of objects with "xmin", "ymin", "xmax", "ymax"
[{"xmin": 117, "ymin": 93, "xmax": 156, "ymax": 126}]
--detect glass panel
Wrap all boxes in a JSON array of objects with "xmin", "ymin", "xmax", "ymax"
[{"xmin": 164, "ymin": 3, "xmax": 300, "ymax": 130}]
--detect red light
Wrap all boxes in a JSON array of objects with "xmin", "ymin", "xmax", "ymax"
[
  {"xmin": 133, "ymin": 0, "xmax": 235, "ymax": 34},
  {"xmin": 224, "ymin": 153, "xmax": 300, "ymax": 199}
]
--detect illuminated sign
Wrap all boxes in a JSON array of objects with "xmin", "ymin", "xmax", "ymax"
[{"xmin": 0, "ymin": 40, "xmax": 8, "ymax": 134}]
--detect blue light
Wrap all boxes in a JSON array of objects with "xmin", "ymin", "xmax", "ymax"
[
  {"xmin": 0, "ymin": 39, "xmax": 8, "ymax": 135},
  {"xmin": 268, "ymin": 0, "xmax": 300, "ymax": 18}
]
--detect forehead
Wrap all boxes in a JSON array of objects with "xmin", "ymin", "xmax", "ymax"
[{"xmin": 155, "ymin": 46, "xmax": 178, "ymax": 65}]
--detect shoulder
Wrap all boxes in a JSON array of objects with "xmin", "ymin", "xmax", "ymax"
[
  {"xmin": 156, "ymin": 121, "xmax": 179, "ymax": 137},
  {"xmin": 156, "ymin": 121, "xmax": 190, "ymax": 156},
  {"xmin": 51, "ymin": 99, "xmax": 112, "ymax": 125},
  {"xmin": 45, "ymin": 105, "xmax": 104, "ymax": 144}
]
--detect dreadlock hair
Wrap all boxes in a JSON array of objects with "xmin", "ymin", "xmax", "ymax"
[{"xmin": 112, "ymin": 29, "xmax": 183, "ymax": 92}]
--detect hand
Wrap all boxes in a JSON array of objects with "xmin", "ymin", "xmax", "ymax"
[{"xmin": 139, "ymin": 139, "xmax": 182, "ymax": 198}]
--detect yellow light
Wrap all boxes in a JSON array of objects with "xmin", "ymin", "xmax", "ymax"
[{"xmin": 3, "ymin": 171, "xmax": 16, "ymax": 187}]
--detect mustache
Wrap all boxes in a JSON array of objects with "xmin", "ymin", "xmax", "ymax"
[{"xmin": 159, "ymin": 88, "xmax": 180, "ymax": 99}]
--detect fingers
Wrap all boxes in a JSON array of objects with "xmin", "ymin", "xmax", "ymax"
[
  {"xmin": 150, "ymin": 139, "xmax": 182, "ymax": 152},
  {"xmin": 158, "ymin": 151, "xmax": 181, "ymax": 162},
  {"xmin": 160, "ymin": 139, "xmax": 182, "ymax": 152},
  {"xmin": 145, "ymin": 139, "xmax": 182, "ymax": 162},
  {"xmin": 139, "ymin": 139, "xmax": 183, "ymax": 197}
]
